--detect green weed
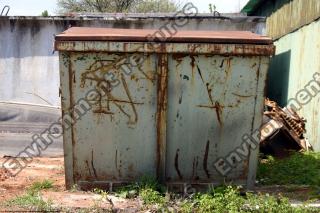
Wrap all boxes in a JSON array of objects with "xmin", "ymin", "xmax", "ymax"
[
  {"xmin": 140, "ymin": 188, "xmax": 166, "ymax": 205},
  {"xmin": 115, "ymin": 175, "xmax": 165, "ymax": 199},
  {"xmin": 5, "ymin": 179, "xmax": 55, "ymax": 211},
  {"xmin": 180, "ymin": 186, "xmax": 318, "ymax": 213},
  {"xmin": 5, "ymin": 189, "xmax": 54, "ymax": 211},
  {"xmin": 258, "ymin": 152, "xmax": 320, "ymax": 186},
  {"xmin": 29, "ymin": 179, "xmax": 54, "ymax": 191}
]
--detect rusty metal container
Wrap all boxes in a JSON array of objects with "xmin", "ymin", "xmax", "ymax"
[{"xmin": 55, "ymin": 27, "xmax": 274, "ymax": 190}]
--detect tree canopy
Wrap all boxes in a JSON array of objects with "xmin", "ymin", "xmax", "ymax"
[{"xmin": 57, "ymin": 0, "xmax": 182, "ymax": 13}]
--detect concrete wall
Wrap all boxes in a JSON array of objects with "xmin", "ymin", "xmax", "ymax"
[
  {"xmin": 0, "ymin": 15, "xmax": 266, "ymax": 107},
  {"xmin": 267, "ymin": 19, "xmax": 320, "ymax": 151}
]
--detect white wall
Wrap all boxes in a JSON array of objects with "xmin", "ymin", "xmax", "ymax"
[{"xmin": 0, "ymin": 15, "xmax": 266, "ymax": 107}]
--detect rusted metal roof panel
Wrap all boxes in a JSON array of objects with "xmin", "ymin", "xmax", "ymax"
[{"xmin": 55, "ymin": 27, "xmax": 273, "ymax": 44}]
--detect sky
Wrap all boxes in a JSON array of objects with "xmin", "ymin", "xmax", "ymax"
[{"xmin": 1, "ymin": 0, "xmax": 250, "ymax": 16}]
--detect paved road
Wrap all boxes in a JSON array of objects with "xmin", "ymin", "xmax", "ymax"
[
  {"xmin": 0, "ymin": 103, "xmax": 63, "ymax": 157},
  {"xmin": 0, "ymin": 133, "xmax": 63, "ymax": 157}
]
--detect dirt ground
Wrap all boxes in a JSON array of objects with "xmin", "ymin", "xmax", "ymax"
[
  {"xmin": 0, "ymin": 157, "xmax": 319, "ymax": 211},
  {"xmin": 0, "ymin": 157, "xmax": 65, "ymax": 201},
  {"xmin": 0, "ymin": 157, "xmax": 142, "ymax": 211}
]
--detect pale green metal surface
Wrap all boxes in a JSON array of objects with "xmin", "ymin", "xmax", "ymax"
[
  {"xmin": 268, "ymin": 19, "xmax": 320, "ymax": 151},
  {"xmin": 58, "ymin": 42, "xmax": 271, "ymax": 189},
  {"xmin": 166, "ymin": 55, "xmax": 269, "ymax": 186}
]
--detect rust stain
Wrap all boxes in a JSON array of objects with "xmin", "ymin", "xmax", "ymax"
[
  {"xmin": 190, "ymin": 55, "xmax": 196, "ymax": 82},
  {"xmin": 203, "ymin": 140, "xmax": 210, "ymax": 178},
  {"xmin": 251, "ymin": 62, "xmax": 257, "ymax": 68},
  {"xmin": 115, "ymin": 150, "xmax": 118, "ymax": 169},
  {"xmin": 192, "ymin": 156, "xmax": 199, "ymax": 180},
  {"xmin": 189, "ymin": 43, "xmax": 201, "ymax": 53},
  {"xmin": 219, "ymin": 59, "xmax": 225, "ymax": 68},
  {"xmin": 156, "ymin": 52, "xmax": 168, "ymax": 181},
  {"xmin": 190, "ymin": 55, "xmax": 196, "ymax": 68},
  {"xmin": 136, "ymin": 62, "xmax": 155, "ymax": 83},
  {"xmin": 214, "ymin": 101, "xmax": 223, "ymax": 126},
  {"xmin": 79, "ymin": 57, "xmax": 145, "ymax": 125},
  {"xmin": 225, "ymin": 58, "xmax": 232, "ymax": 78},
  {"xmin": 241, "ymin": 149, "xmax": 251, "ymax": 179},
  {"xmin": 250, "ymin": 57, "xmax": 262, "ymax": 133},
  {"xmin": 85, "ymin": 160, "xmax": 93, "ymax": 178},
  {"xmin": 121, "ymin": 73, "xmax": 138, "ymax": 124},
  {"xmin": 68, "ymin": 54, "xmax": 78, "ymax": 184},
  {"xmin": 196, "ymin": 65, "xmax": 204, "ymax": 83},
  {"xmin": 56, "ymin": 42, "xmax": 275, "ymax": 57},
  {"xmin": 178, "ymin": 91, "xmax": 183, "ymax": 104},
  {"xmin": 197, "ymin": 104, "xmax": 223, "ymax": 126},
  {"xmin": 172, "ymin": 54, "xmax": 186, "ymax": 67},
  {"xmin": 201, "ymin": 83, "xmax": 223, "ymax": 126},
  {"xmin": 91, "ymin": 150, "xmax": 98, "ymax": 179},
  {"xmin": 128, "ymin": 164, "xmax": 134, "ymax": 173},
  {"xmin": 92, "ymin": 109, "xmax": 113, "ymax": 114},
  {"xmin": 192, "ymin": 157, "xmax": 196, "ymax": 179},
  {"xmin": 205, "ymin": 83, "xmax": 214, "ymax": 106},
  {"xmin": 174, "ymin": 149, "xmax": 183, "ymax": 180},
  {"xmin": 118, "ymin": 160, "xmax": 122, "ymax": 178},
  {"xmin": 232, "ymin": 93, "xmax": 253, "ymax": 98}
]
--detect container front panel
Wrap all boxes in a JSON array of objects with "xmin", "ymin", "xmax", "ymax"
[
  {"xmin": 166, "ymin": 55, "xmax": 267, "ymax": 184},
  {"xmin": 69, "ymin": 52, "xmax": 158, "ymax": 182}
]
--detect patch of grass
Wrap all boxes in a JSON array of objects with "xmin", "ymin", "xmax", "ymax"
[
  {"xmin": 140, "ymin": 188, "xmax": 166, "ymax": 205},
  {"xmin": 5, "ymin": 190, "xmax": 54, "ymax": 211},
  {"xmin": 29, "ymin": 179, "xmax": 54, "ymax": 191},
  {"xmin": 257, "ymin": 152, "xmax": 320, "ymax": 186},
  {"xmin": 114, "ymin": 176, "xmax": 169, "ymax": 209},
  {"xmin": 114, "ymin": 177, "xmax": 319, "ymax": 212},
  {"xmin": 115, "ymin": 176, "xmax": 165, "ymax": 199},
  {"xmin": 180, "ymin": 186, "xmax": 318, "ymax": 213},
  {"xmin": 5, "ymin": 179, "xmax": 55, "ymax": 211}
]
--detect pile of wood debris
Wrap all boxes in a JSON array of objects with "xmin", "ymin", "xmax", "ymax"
[{"xmin": 260, "ymin": 99, "xmax": 312, "ymax": 157}]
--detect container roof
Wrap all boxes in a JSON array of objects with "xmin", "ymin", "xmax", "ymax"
[{"xmin": 55, "ymin": 27, "xmax": 273, "ymax": 45}]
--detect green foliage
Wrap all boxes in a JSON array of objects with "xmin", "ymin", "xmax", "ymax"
[
  {"xmin": 116, "ymin": 175, "xmax": 166, "ymax": 199},
  {"xmin": 138, "ymin": 175, "xmax": 166, "ymax": 192},
  {"xmin": 57, "ymin": 0, "xmax": 181, "ymax": 13},
  {"xmin": 5, "ymin": 180, "xmax": 55, "ymax": 211},
  {"xmin": 115, "ymin": 176, "xmax": 168, "ymax": 207},
  {"xmin": 133, "ymin": 0, "xmax": 179, "ymax": 13},
  {"xmin": 6, "ymin": 190, "xmax": 54, "ymax": 211},
  {"xmin": 114, "ymin": 177, "xmax": 318, "ymax": 212},
  {"xmin": 140, "ymin": 188, "xmax": 166, "ymax": 205},
  {"xmin": 258, "ymin": 152, "xmax": 320, "ymax": 186},
  {"xmin": 29, "ymin": 179, "xmax": 54, "ymax": 191},
  {"xmin": 197, "ymin": 186, "xmax": 245, "ymax": 212},
  {"xmin": 41, "ymin": 10, "xmax": 49, "ymax": 16},
  {"xmin": 180, "ymin": 186, "xmax": 318, "ymax": 213}
]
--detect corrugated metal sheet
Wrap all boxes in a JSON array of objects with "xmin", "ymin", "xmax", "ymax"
[
  {"xmin": 56, "ymin": 28, "xmax": 273, "ymax": 190},
  {"xmin": 267, "ymin": 19, "xmax": 320, "ymax": 151},
  {"xmin": 267, "ymin": 0, "xmax": 320, "ymax": 39}
]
